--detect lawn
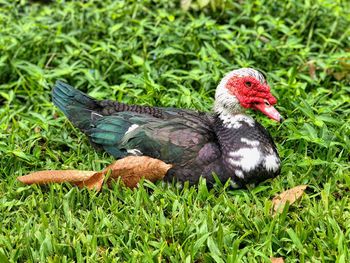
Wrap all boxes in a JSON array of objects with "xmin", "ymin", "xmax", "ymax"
[{"xmin": 0, "ymin": 0, "xmax": 349, "ymax": 262}]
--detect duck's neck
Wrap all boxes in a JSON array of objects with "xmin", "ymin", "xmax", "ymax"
[
  {"xmin": 213, "ymin": 111, "xmax": 255, "ymax": 147},
  {"xmin": 213, "ymin": 99, "xmax": 254, "ymax": 130},
  {"xmin": 215, "ymin": 108, "xmax": 252, "ymax": 128},
  {"xmin": 213, "ymin": 98, "xmax": 243, "ymax": 117}
]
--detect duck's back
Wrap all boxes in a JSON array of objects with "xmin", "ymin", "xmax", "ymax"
[{"xmin": 52, "ymin": 81, "xmax": 206, "ymax": 131}]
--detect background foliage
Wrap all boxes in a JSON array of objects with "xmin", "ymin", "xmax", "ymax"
[{"xmin": 0, "ymin": 0, "xmax": 349, "ymax": 262}]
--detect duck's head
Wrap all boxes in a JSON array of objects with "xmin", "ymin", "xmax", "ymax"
[{"xmin": 214, "ymin": 68, "xmax": 282, "ymax": 122}]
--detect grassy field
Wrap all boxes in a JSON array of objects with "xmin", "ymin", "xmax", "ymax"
[{"xmin": 1, "ymin": 0, "xmax": 350, "ymax": 262}]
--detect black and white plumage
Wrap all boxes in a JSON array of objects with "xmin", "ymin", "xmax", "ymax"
[{"xmin": 52, "ymin": 68, "xmax": 282, "ymax": 187}]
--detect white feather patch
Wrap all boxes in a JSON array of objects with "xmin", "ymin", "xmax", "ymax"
[
  {"xmin": 126, "ymin": 149, "xmax": 143, "ymax": 156},
  {"xmin": 91, "ymin": 112, "xmax": 103, "ymax": 121},
  {"xmin": 235, "ymin": 170, "xmax": 244, "ymax": 178},
  {"xmin": 264, "ymin": 154, "xmax": 280, "ymax": 172},
  {"xmin": 219, "ymin": 113, "xmax": 255, "ymax": 129},
  {"xmin": 229, "ymin": 147, "xmax": 261, "ymax": 172},
  {"xmin": 241, "ymin": 137, "xmax": 260, "ymax": 147},
  {"xmin": 125, "ymin": 124, "xmax": 139, "ymax": 135}
]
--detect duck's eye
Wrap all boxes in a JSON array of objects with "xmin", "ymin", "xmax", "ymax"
[{"xmin": 245, "ymin": 81, "xmax": 252, "ymax": 87}]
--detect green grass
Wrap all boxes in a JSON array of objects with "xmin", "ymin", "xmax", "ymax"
[{"xmin": 1, "ymin": 0, "xmax": 350, "ymax": 262}]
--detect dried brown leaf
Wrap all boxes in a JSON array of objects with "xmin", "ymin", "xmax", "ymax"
[
  {"xmin": 17, "ymin": 156, "xmax": 172, "ymax": 191},
  {"xmin": 17, "ymin": 170, "xmax": 96, "ymax": 184},
  {"xmin": 73, "ymin": 172, "xmax": 104, "ymax": 191},
  {"xmin": 105, "ymin": 156, "xmax": 172, "ymax": 188},
  {"xmin": 270, "ymin": 257, "xmax": 284, "ymax": 263},
  {"xmin": 272, "ymin": 185, "xmax": 307, "ymax": 214},
  {"xmin": 17, "ymin": 170, "xmax": 102, "ymax": 190}
]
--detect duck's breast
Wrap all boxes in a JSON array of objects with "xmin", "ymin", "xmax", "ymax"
[{"xmin": 220, "ymin": 118, "xmax": 281, "ymax": 184}]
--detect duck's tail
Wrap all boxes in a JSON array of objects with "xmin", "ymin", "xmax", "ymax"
[{"xmin": 52, "ymin": 81, "xmax": 101, "ymax": 131}]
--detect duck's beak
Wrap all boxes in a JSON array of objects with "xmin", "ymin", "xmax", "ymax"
[{"xmin": 252, "ymin": 101, "xmax": 283, "ymax": 122}]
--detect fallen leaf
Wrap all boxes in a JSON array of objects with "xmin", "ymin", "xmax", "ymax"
[
  {"xmin": 73, "ymin": 172, "xmax": 104, "ymax": 191},
  {"xmin": 272, "ymin": 185, "xmax": 307, "ymax": 214},
  {"xmin": 270, "ymin": 257, "xmax": 284, "ymax": 263},
  {"xmin": 105, "ymin": 156, "xmax": 172, "ymax": 188},
  {"xmin": 17, "ymin": 156, "xmax": 172, "ymax": 191},
  {"xmin": 17, "ymin": 170, "xmax": 101, "ymax": 190}
]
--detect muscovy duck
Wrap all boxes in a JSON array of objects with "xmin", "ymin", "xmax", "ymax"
[{"xmin": 52, "ymin": 68, "xmax": 282, "ymax": 188}]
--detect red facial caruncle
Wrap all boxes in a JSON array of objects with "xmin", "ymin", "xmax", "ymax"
[{"xmin": 226, "ymin": 75, "xmax": 282, "ymax": 122}]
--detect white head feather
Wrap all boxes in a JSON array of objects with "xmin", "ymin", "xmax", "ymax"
[{"xmin": 213, "ymin": 68, "xmax": 266, "ymax": 115}]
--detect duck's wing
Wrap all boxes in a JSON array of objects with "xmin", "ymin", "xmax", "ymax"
[{"xmin": 85, "ymin": 112, "xmax": 217, "ymax": 164}]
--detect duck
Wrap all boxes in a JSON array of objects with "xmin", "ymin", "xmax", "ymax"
[{"xmin": 52, "ymin": 68, "xmax": 282, "ymax": 188}]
